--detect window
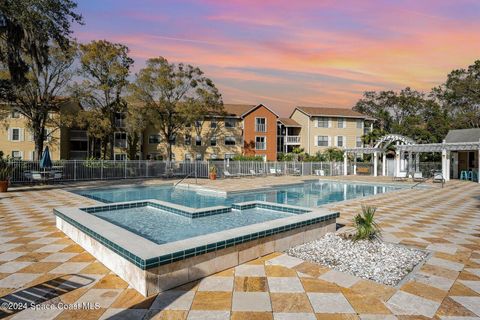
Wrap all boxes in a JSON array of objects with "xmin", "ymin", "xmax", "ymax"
[
  {"xmin": 255, "ymin": 118, "xmax": 266, "ymax": 132},
  {"xmin": 255, "ymin": 136, "xmax": 266, "ymax": 150},
  {"xmin": 196, "ymin": 154, "xmax": 202, "ymax": 160},
  {"xmin": 11, "ymin": 151, "xmax": 22, "ymax": 160},
  {"xmin": 210, "ymin": 120, "xmax": 217, "ymax": 128},
  {"xmin": 317, "ymin": 136, "xmax": 328, "ymax": 147},
  {"xmin": 114, "ymin": 132, "xmax": 127, "ymax": 148},
  {"xmin": 210, "ymin": 137, "xmax": 217, "ymax": 146},
  {"xmin": 225, "ymin": 118, "xmax": 236, "ymax": 128},
  {"xmin": 224, "ymin": 136, "xmax": 236, "ymax": 145},
  {"xmin": 317, "ymin": 117, "xmax": 329, "ymax": 128},
  {"xmin": 10, "ymin": 110, "xmax": 20, "ymax": 118},
  {"xmin": 356, "ymin": 137, "xmax": 363, "ymax": 148},
  {"xmin": 184, "ymin": 135, "xmax": 191, "ymax": 146},
  {"xmin": 114, "ymin": 153, "xmax": 126, "ymax": 160},
  {"xmin": 338, "ymin": 118, "xmax": 345, "ymax": 128},
  {"xmin": 195, "ymin": 136, "xmax": 201, "ymax": 146},
  {"xmin": 11, "ymin": 128, "xmax": 20, "ymax": 141},
  {"xmin": 114, "ymin": 113, "xmax": 126, "ymax": 128},
  {"xmin": 336, "ymin": 136, "xmax": 344, "ymax": 147},
  {"xmin": 356, "ymin": 119, "xmax": 363, "ymax": 129},
  {"xmin": 148, "ymin": 135, "xmax": 161, "ymax": 144},
  {"xmin": 195, "ymin": 120, "xmax": 202, "ymax": 128}
]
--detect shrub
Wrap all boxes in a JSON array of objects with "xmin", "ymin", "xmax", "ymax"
[
  {"xmin": 352, "ymin": 205, "xmax": 381, "ymax": 241},
  {"xmin": 231, "ymin": 155, "xmax": 264, "ymax": 161},
  {"xmin": 0, "ymin": 155, "xmax": 13, "ymax": 181}
]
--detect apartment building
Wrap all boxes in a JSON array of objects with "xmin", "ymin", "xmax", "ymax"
[
  {"xmin": 0, "ymin": 101, "xmax": 88, "ymax": 160},
  {"xmin": 139, "ymin": 104, "xmax": 279, "ymax": 161},
  {"xmin": 289, "ymin": 106, "xmax": 374, "ymax": 154},
  {"xmin": 141, "ymin": 106, "xmax": 243, "ymax": 161}
]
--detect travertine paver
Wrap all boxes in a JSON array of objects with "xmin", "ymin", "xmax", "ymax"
[{"xmin": 0, "ymin": 178, "xmax": 479, "ymax": 319}]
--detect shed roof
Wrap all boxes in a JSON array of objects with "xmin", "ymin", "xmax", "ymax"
[{"xmin": 445, "ymin": 128, "xmax": 480, "ymax": 143}]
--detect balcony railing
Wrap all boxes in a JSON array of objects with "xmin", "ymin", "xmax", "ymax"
[
  {"xmin": 255, "ymin": 142, "xmax": 266, "ymax": 150},
  {"xmin": 114, "ymin": 140, "xmax": 127, "ymax": 148},
  {"xmin": 285, "ymin": 136, "xmax": 301, "ymax": 144},
  {"xmin": 255, "ymin": 124, "xmax": 266, "ymax": 132},
  {"xmin": 69, "ymin": 130, "xmax": 87, "ymax": 141}
]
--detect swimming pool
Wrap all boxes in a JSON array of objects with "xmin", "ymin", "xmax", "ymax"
[{"xmin": 76, "ymin": 180, "xmax": 404, "ymax": 208}]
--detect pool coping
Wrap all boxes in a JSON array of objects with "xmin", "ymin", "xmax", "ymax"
[{"xmin": 54, "ymin": 199, "xmax": 338, "ymax": 270}]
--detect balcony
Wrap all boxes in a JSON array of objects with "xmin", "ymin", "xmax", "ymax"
[
  {"xmin": 69, "ymin": 130, "xmax": 88, "ymax": 141},
  {"xmin": 285, "ymin": 136, "xmax": 301, "ymax": 144},
  {"xmin": 114, "ymin": 140, "xmax": 127, "ymax": 148},
  {"xmin": 69, "ymin": 151, "xmax": 88, "ymax": 160},
  {"xmin": 255, "ymin": 124, "xmax": 266, "ymax": 132}
]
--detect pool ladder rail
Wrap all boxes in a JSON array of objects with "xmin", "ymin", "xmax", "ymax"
[{"xmin": 174, "ymin": 171, "xmax": 197, "ymax": 187}]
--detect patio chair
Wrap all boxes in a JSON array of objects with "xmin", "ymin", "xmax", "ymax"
[
  {"xmin": 223, "ymin": 170, "xmax": 239, "ymax": 178},
  {"xmin": 412, "ymin": 172, "xmax": 426, "ymax": 182},
  {"xmin": 269, "ymin": 168, "xmax": 277, "ymax": 176},
  {"xmin": 432, "ymin": 170, "xmax": 445, "ymax": 183},
  {"xmin": 30, "ymin": 172, "xmax": 45, "ymax": 184},
  {"xmin": 249, "ymin": 169, "xmax": 261, "ymax": 177},
  {"xmin": 393, "ymin": 171, "xmax": 408, "ymax": 181},
  {"xmin": 291, "ymin": 168, "xmax": 301, "ymax": 176},
  {"xmin": 314, "ymin": 169, "xmax": 325, "ymax": 176},
  {"xmin": 48, "ymin": 171, "xmax": 63, "ymax": 183}
]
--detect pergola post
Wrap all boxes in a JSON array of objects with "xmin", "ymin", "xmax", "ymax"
[
  {"xmin": 408, "ymin": 152, "xmax": 412, "ymax": 175},
  {"xmin": 373, "ymin": 152, "xmax": 378, "ymax": 177},
  {"xmin": 415, "ymin": 153, "xmax": 420, "ymax": 172},
  {"xmin": 382, "ymin": 152, "xmax": 386, "ymax": 176},
  {"xmin": 441, "ymin": 140, "xmax": 447, "ymax": 181},
  {"xmin": 395, "ymin": 150, "xmax": 400, "ymax": 176},
  {"xmin": 353, "ymin": 153, "xmax": 357, "ymax": 175},
  {"xmin": 446, "ymin": 151, "xmax": 451, "ymax": 181},
  {"xmin": 343, "ymin": 152, "xmax": 348, "ymax": 176}
]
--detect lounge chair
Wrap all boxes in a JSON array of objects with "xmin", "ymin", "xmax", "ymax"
[
  {"xmin": 432, "ymin": 171, "xmax": 445, "ymax": 183},
  {"xmin": 292, "ymin": 168, "xmax": 301, "ymax": 176},
  {"xmin": 393, "ymin": 171, "xmax": 408, "ymax": 181},
  {"xmin": 314, "ymin": 169, "xmax": 325, "ymax": 176},
  {"xmin": 223, "ymin": 170, "xmax": 239, "ymax": 178},
  {"xmin": 412, "ymin": 172, "xmax": 426, "ymax": 182},
  {"xmin": 249, "ymin": 169, "xmax": 261, "ymax": 177},
  {"xmin": 269, "ymin": 168, "xmax": 277, "ymax": 176}
]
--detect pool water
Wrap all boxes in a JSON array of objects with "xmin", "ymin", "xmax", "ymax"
[
  {"xmin": 76, "ymin": 180, "xmax": 404, "ymax": 209},
  {"xmin": 90, "ymin": 206, "xmax": 294, "ymax": 244}
]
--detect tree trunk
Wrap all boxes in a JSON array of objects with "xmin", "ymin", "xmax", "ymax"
[
  {"xmin": 33, "ymin": 125, "xmax": 45, "ymax": 161},
  {"xmin": 127, "ymin": 133, "xmax": 139, "ymax": 160}
]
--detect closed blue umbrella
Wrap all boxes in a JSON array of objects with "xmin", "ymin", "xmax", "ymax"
[{"xmin": 40, "ymin": 146, "xmax": 53, "ymax": 169}]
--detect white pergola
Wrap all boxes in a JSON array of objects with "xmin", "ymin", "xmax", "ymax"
[
  {"xmin": 343, "ymin": 134, "xmax": 416, "ymax": 177},
  {"xmin": 396, "ymin": 140, "xmax": 480, "ymax": 183}
]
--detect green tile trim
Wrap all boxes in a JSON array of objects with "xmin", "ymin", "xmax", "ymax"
[{"xmin": 54, "ymin": 206, "xmax": 339, "ymax": 270}]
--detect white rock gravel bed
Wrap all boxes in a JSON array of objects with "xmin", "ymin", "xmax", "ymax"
[{"xmin": 287, "ymin": 233, "xmax": 428, "ymax": 286}]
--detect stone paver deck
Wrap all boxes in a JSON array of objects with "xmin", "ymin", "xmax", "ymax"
[{"xmin": 0, "ymin": 177, "xmax": 479, "ymax": 319}]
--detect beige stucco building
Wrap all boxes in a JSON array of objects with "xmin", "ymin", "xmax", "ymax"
[
  {"xmin": 289, "ymin": 107, "xmax": 374, "ymax": 155},
  {"xmin": 0, "ymin": 101, "xmax": 87, "ymax": 160}
]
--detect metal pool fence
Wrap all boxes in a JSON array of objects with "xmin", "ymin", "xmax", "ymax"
[{"xmin": 8, "ymin": 160, "xmax": 346, "ymax": 184}]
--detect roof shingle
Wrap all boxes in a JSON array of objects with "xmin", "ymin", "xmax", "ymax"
[{"xmin": 294, "ymin": 106, "xmax": 371, "ymax": 119}]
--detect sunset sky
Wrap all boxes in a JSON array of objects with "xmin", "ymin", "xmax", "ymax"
[{"xmin": 75, "ymin": 0, "xmax": 480, "ymax": 116}]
